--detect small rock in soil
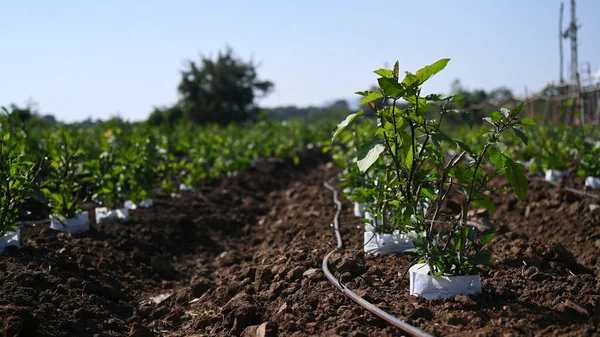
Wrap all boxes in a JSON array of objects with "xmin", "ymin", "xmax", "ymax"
[
  {"xmin": 446, "ymin": 313, "xmax": 468, "ymax": 326},
  {"xmin": 337, "ymin": 257, "xmax": 366, "ymax": 275},
  {"xmin": 455, "ymin": 295, "xmax": 476, "ymax": 306},
  {"xmin": 191, "ymin": 276, "xmax": 213, "ymax": 297},
  {"xmin": 556, "ymin": 300, "xmax": 590, "ymax": 317},
  {"xmin": 165, "ymin": 310, "xmax": 182, "ymax": 323},
  {"xmin": 302, "ymin": 268, "xmax": 319, "ymax": 278},
  {"xmin": 286, "ymin": 267, "xmax": 304, "ymax": 281},
  {"xmin": 409, "ymin": 306, "xmax": 434, "ymax": 320},
  {"xmin": 223, "ymin": 293, "xmax": 261, "ymax": 333}
]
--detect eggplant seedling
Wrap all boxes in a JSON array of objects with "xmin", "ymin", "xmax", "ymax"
[{"xmin": 333, "ymin": 59, "xmax": 535, "ymax": 276}]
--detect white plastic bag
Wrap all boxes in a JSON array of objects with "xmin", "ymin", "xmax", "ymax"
[
  {"xmin": 545, "ymin": 169, "xmax": 569, "ymax": 182},
  {"xmin": 179, "ymin": 183, "xmax": 195, "ymax": 192},
  {"xmin": 363, "ymin": 230, "xmax": 414, "ymax": 255},
  {"xmin": 0, "ymin": 229, "xmax": 21, "ymax": 251},
  {"xmin": 124, "ymin": 199, "xmax": 154, "ymax": 210},
  {"xmin": 409, "ymin": 263, "xmax": 482, "ymax": 299},
  {"xmin": 353, "ymin": 202, "xmax": 366, "ymax": 217},
  {"xmin": 95, "ymin": 207, "xmax": 130, "ymax": 224},
  {"xmin": 50, "ymin": 211, "xmax": 90, "ymax": 234},
  {"xmin": 585, "ymin": 176, "xmax": 600, "ymax": 189}
]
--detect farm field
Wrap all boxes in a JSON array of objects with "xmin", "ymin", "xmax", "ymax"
[
  {"xmin": 1, "ymin": 61, "xmax": 600, "ymax": 337},
  {"xmin": 1, "ymin": 145, "xmax": 600, "ymax": 336}
]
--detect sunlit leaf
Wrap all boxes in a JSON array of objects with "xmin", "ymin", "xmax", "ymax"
[
  {"xmin": 331, "ymin": 110, "xmax": 363, "ymax": 141},
  {"xmin": 357, "ymin": 139, "xmax": 386, "ymax": 173}
]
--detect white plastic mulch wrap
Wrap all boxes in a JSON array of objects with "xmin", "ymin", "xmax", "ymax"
[
  {"xmin": 50, "ymin": 211, "xmax": 90, "ymax": 234},
  {"xmin": 409, "ymin": 263, "xmax": 482, "ymax": 299},
  {"xmin": 545, "ymin": 169, "xmax": 570, "ymax": 182},
  {"xmin": 363, "ymin": 212, "xmax": 414, "ymax": 255},
  {"xmin": 124, "ymin": 199, "xmax": 154, "ymax": 210},
  {"xmin": 353, "ymin": 202, "xmax": 366, "ymax": 218},
  {"xmin": 0, "ymin": 229, "xmax": 21, "ymax": 251},
  {"xmin": 364, "ymin": 230, "xmax": 413, "ymax": 255},
  {"xmin": 585, "ymin": 176, "xmax": 600, "ymax": 189},
  {"xmin": 96, "ymin": 207, "xmax": 130, "ymax": 224},
  {"xmin": 179, "ymin": 183, "xmax": 195, "ymax": 192}
]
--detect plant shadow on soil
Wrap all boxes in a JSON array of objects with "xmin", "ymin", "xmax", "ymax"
[{"xmin": 1, "ymin": 149, "xmax": 599, "ymax": 337}]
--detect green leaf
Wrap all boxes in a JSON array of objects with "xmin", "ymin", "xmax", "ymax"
[
  {"xmin": 401, "ymin": 72, "xmax": 419, "ymax": 87},
  {"xmin": 471, "ymin": 191, "xmax": 496, "ymax": 212},
  {"xmin": 471, "ymin": 250, "xmax": 492, "ymax": 265},
  {"xmin": 374, "ymin": 68, "xmax": 394, "ymax": 78},
  {"xmin": 392, "ymin": 61, "xmax": 399, "ymax": 80},
  {"xmin": 360, "ymin": 92, "xmax": 384, "ymax": 105},
  {"xmin": 28, "ymin": 189, "xmax": 48, "ymax": 203},
  {"xmin": 455, "ymin": 141, "xmax": 473, "ymax": 154},
  {"xmin": 450, "ymin": 163, "xmax": 481, "ymax": 185},
  {"xmin": 431, "ymin": 130, "xmax": 456, "ymax": 147},
  {"xmin": 331, "ymin": 110, "xmax": 363, "ymax": 141},
  {"xmin": 420, "ymin": 188, "xmax": 436, "ymax": 200},
  {"xmin": 488, "ymin": 146, "xmax": 505, "ymax": 172},
  {"xmin": 377, "ymin": 78, "xmax": 405, "ymax": 99},
  {"xmin": 505, "ymin": 158, "xmax": 528, "ymax": 201},
  {"xmin": 404, "ymin": 146, "xmax": 413, "ymax": 170},
  {"xmin": 452, "ymin": 110, "xmax": 473, "ymax": 129},
  {"xmin": 512, "ymin": 126, "xmax": 528, "ymax": 145},
  {"xmin": 490, "ymin": 111, "xmax": 503, "ymax": 123},
  {"xmin": 509, "ymin": 102, "xmax": 525, "ymax": 118},
  {"xmin": 496, "ymin": 142, "xmax": 508, "ymax": 154},
  {"xmin": 520, "ymin": 117, "xmax": 537, "ymax": 126},
  {"xmin": 451, "ymin": 93, "xmax": 465, "ymax": 102},
  {"xmin": 413, "ymin": 58, "xmax": 450, "ymax": 86},
  {"xmin": 480, "ymin": 230, "xmax": 496, "ymax": 246},
  {"xmin": 356, "ymin": 139, "xmax": 386, "ymax": 173}
]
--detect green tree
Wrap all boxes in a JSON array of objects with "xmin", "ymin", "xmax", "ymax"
[{"xmin": 176, "ymin": 47, "xmax": 274, "ymax": 125}]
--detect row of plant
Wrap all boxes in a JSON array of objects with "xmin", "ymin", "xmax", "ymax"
[
  {"xmin": 447, "ymin": 117, "xmax": 600, "ymax": 185},
  {"xmin": 327, "ymin": 59, "xmax": 536, "ymax": 299},
  {"xmin": 0, "ymin": 109, "xmax": 335, "ymax": 248}
]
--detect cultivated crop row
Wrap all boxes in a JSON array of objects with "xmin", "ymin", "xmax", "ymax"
[{"xmin": 0, "ymin": 110, "xmax": 334, "ymax": 249}]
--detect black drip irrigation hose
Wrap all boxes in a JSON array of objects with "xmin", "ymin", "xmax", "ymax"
[
  {"xmin": 529, "ymin": 176, "xmax": 600, "ymax": 199},
  {"xmin": 322, "ymin": 182, "xmax": 433, "ymax": 337}
]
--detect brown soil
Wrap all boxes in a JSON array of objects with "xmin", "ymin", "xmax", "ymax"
[{"xmin": 1, "ymin": 150, "xmax": 599, "ymax": 336}]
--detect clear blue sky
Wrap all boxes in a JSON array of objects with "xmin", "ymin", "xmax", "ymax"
[{"xmin": 1, "ymin": 0, "xmax": 599, "ymax": 123}]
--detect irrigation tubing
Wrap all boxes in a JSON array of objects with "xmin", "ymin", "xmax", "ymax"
[
  {"xmin": 529, "ymin": 176, "xmax": 599, "ymax": 199},
  {"xmin": 322, "ymin": 182, "xmax": 433, "ymax": 337}
]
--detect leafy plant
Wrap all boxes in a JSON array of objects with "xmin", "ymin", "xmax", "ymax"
[
  {"xmin": 332, "ymin": 59, "xmax": 534, "ymax": 276},
  {"xmin": 0, "ymin": 128, "xmax": 47, "ymax": 236},
  {"xmin": 118, "ymin": 135, "xmax": 160, "ymax": 204},
  {"xmin": 84, "ymin": 146, "xmax": 125, "ymax": 210},
  {"xmin": 44, "ymin": 131, "xmax": 88, "ymax": 222}
]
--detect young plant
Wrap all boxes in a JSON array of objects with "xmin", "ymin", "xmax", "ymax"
[
  {"xmin": 332, "ymin": 59, "xmax": 534, "ymax": 276},
  {"xmin": 0, "ymin": 129, "xmax": 47, "ymax": 236},
  {"xmin": 118, "ymin": 135, "xmax": 160, "ymax": 204},
  {"xmin": 44, "ymin": 131, "xmax": 87, "ymax": 222},
  {"xmin": 83, "ymin": 149, "xmax": 125, "ymax": 210}
]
